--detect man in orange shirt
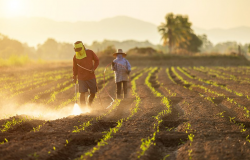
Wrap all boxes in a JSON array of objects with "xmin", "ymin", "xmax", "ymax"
[{"xmin": 73, "ymin": 41, "xmax": 99, "ymax": 108}]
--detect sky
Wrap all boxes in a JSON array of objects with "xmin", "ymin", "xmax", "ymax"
[{"xmin": 0, "ymin": 0, "xmax": 250, "ymax": 29}]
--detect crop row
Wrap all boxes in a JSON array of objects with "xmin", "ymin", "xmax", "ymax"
[
  {"xmin": 137, "ymin": 67, "xmax": 172, "ymax": 158},
  {"xmin": 0, "ymin": 69, "xmax": 71, "ymax": 92},
  {"xmin": 170, "ymin": 67, "xmax": 248, "ymax": 145},
  {"xmin": 186, "ymin": 67, "xmax": 250, "ymax": 102},
  {"xmin": 172, "ymin": 67, "xmax": 250, "ymax": 119},
  {"xmin": 194, "ymin": 66, "xmax": 250, "ymax": 84},
  {"xmin": 217, "ymin": 66, "xmax": 250, "ymax": 76},
  {"xmin": 4, "ymin": 73, "xmax": 72, "ymax": 100},
  {"xmin": 1, "ymin": 67, "xmax": 106, "ymax": 95}
]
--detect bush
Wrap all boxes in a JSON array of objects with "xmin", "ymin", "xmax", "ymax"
[
  {"xmin": 98, "ymin": 45, "xmax": 116, "ymax": 56},
  {"xmin": 0, "ymin": 55, "xmax": 31, "ymax": 66},
  {"xmin": 127, "ymin": 47, "xmax": 159, "ymax": 56}
]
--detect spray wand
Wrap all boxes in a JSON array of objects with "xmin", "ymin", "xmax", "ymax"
[{"xmin": 75, "ymin": 83, "xmax": 77, "ymax": 104}]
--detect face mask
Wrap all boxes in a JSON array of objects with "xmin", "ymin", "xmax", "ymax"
[
  {"xmin": 117, "ymin": 54, "xmax": 123, "ymax": 59},
  {"xmin": 74, "ymin": 43, "xmax": 87, "ymax": 59}
]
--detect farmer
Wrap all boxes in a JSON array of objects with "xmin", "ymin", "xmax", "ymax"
[
  {"xmin": 111, "ymin": 49, "xmax": 131, "ymax": 99},
  {"xmin": 73, "ymin": 41, "xmax": 99, "ymax": 108}
]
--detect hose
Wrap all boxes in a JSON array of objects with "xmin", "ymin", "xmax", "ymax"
[
  {"xmin": 103, "ymin": 62, "xmax": 131, "ymax": 109},
  {"xmin": 77, "ymin": 62, "xmax": 130, "ymax": 109}
]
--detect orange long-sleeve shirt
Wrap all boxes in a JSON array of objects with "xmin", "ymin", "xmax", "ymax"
[{"xmin": 73, "ymin": 49, "xmax": 99, "ymax": 80}]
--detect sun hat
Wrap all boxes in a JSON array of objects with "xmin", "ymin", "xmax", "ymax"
[{"xmin": 113, "ymin": 49, "xmax": 126, "ymax": 57}]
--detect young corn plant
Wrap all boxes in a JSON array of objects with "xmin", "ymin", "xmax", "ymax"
[{"xmin": 0, "ymin": 138, "xmax": 8, "ymax": 145}]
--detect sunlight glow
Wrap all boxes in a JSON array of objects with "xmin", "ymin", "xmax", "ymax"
[
  {"xmin": 71, "ymin": 103, "xmax": 91, "ymax": 115},
  {"xmin": 4, "ymin": 0, "xmax": 23, "ymax": 17}
]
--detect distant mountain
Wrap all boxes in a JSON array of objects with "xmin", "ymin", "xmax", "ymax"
[
  {"xmin": 192, "ymin": 26, "xmax": 250, "ymax": 44},
  {"xmin": 0, "ymin": 16, "xmax": 161, "ymax": 47},
  {"xmin": 0, "ymin": 16, "xmax": 250, "ymax": 47}
]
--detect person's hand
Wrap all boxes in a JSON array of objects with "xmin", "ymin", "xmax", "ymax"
[
  {"xmin": 112, "ymin": 62, "xmax": 115, "ymax": 67},
  {"xmin": 127, "ymin": 70, "xmax": 131, "ymax": 75},
  {"xmin": 90, "ymin": 69, "xmax": 95, "ymax": 73},
  {"xmin": 72, "ymin": 76, "xmax": 77, "ymax": 83}
]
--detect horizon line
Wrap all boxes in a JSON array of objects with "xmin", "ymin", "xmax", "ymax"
[{"xmin": 1, "ymin": 15, "xmax": 250, "ymax": 30}]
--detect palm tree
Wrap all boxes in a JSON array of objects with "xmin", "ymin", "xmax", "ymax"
[{"xmin": 158, "ymin": 13, "xmax": 193, "ymax": 53}]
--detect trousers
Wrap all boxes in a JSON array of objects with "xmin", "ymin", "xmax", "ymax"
[{"xmin": 116, "ymin": 81, "xmax": 127, "ymax": 95}]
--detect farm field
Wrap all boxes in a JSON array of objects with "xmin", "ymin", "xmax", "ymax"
[{"xmin": 1, "ymin": 63, "xmax": 250, "ymax": 159}]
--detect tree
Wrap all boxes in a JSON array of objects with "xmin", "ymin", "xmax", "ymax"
[
  {"xmin": 158, "ymin": 13, "xmax": 193, "ymax": 53},
  {"xmin": 100, "ymin": 45, "xmax": 116, "ymax": 56},
  {"xmin": 198, "ymin": 34, "xmax": 213, "ymax": 53},
  {"xmin": 0, "ymin": 34, "xmax": 25, "ymax": 58},
  {"xmin": 179, "ymin": 33, "xmax": 203, "ymax": 53},
  {"xmin": 37, "ymin": 38, "xmax": 58, "ymax": 59}
]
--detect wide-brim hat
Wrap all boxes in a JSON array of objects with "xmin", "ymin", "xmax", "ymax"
[{"xmin": 113, "ymin": 49, "xmax": 126, "ymax": 57}]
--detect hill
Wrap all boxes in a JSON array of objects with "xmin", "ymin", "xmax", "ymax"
[
  {"xmin": 193, "ymin": 26, "xmax": 250, "ymax": 44},
  {"xmin": 1, "ymin": 16, "xmax": 250, "ymax": 47},
  {"xmin": 0, "ymin": 16, "xmax": 160, "ymax": 47}
]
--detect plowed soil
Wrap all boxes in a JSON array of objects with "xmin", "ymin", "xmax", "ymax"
[{"xmin": 1, "ymin": 62, "xmax": 250, "ymax": 160}]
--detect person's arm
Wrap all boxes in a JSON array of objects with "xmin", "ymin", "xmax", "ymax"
[
  {"xmin": 73, "ymin": 56, "xmax": 78, "ymax": 83},
  {"xmin": 111, "ymin": 61, "xmax": 116, "ymax": 71},
  {"xmin": 126, "ymin": 59, "xmax": 131, "ymax": 71},
  {"xmin": 92, "ymin": 51, "xmax": 99, "ymax": 71},
  {"xmin": 125, "ymin": 59, "xmax": 131, "ymax": 75}
]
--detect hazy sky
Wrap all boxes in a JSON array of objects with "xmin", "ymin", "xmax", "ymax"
[{"xmin": 0, "ymin": 0, "xmax": 249, "ymax": 29}]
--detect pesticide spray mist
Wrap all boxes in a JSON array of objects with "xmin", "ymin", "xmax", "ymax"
[
  {"xmin": 0, "ymin": 101, "xmax": 91, "ymax": 120},
  {"xmin": 72, "ymin": 103, "xmax": 83, "ymax": 115}
]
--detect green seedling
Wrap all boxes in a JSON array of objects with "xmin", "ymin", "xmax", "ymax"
[
  {"xmin": 0, "ymin": 138, "xmax": 8, "ymax": 145},
  {"xmin": 166, "ymin": 127, "xmax": 174, "ymax": 131},
  {"xmin": 178, "ymin": 139, "xmax": 185, "ymax": 145},
  {"xmin": 229, "ymin": 116, "xmax": 235, "ymax": 123},
  {"xmin": 162, "ymin": 154, "xmax": 170, "ymax": 160},
  {"xmin": 28, "ymin": 152, "xmax": 39, "ymax": 160},
  {"xmin": 188, "ymin": 149, "xmax": 193, "ymax": 159},
  {"xmin": 216, "ymin": 111, "xmax": 226, "ymax": 118},
  {"xmin": 188, "ymin": 134, "xmax": 194, "ymax": 143},
  {"xmin": 246, "ymin": 135, "xmax": 250, "ymax": 143}
]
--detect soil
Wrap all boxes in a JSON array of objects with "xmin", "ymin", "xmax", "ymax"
[{"xmin": 1, "ymin": 60, "xmax": 250, "ymax": 160}]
